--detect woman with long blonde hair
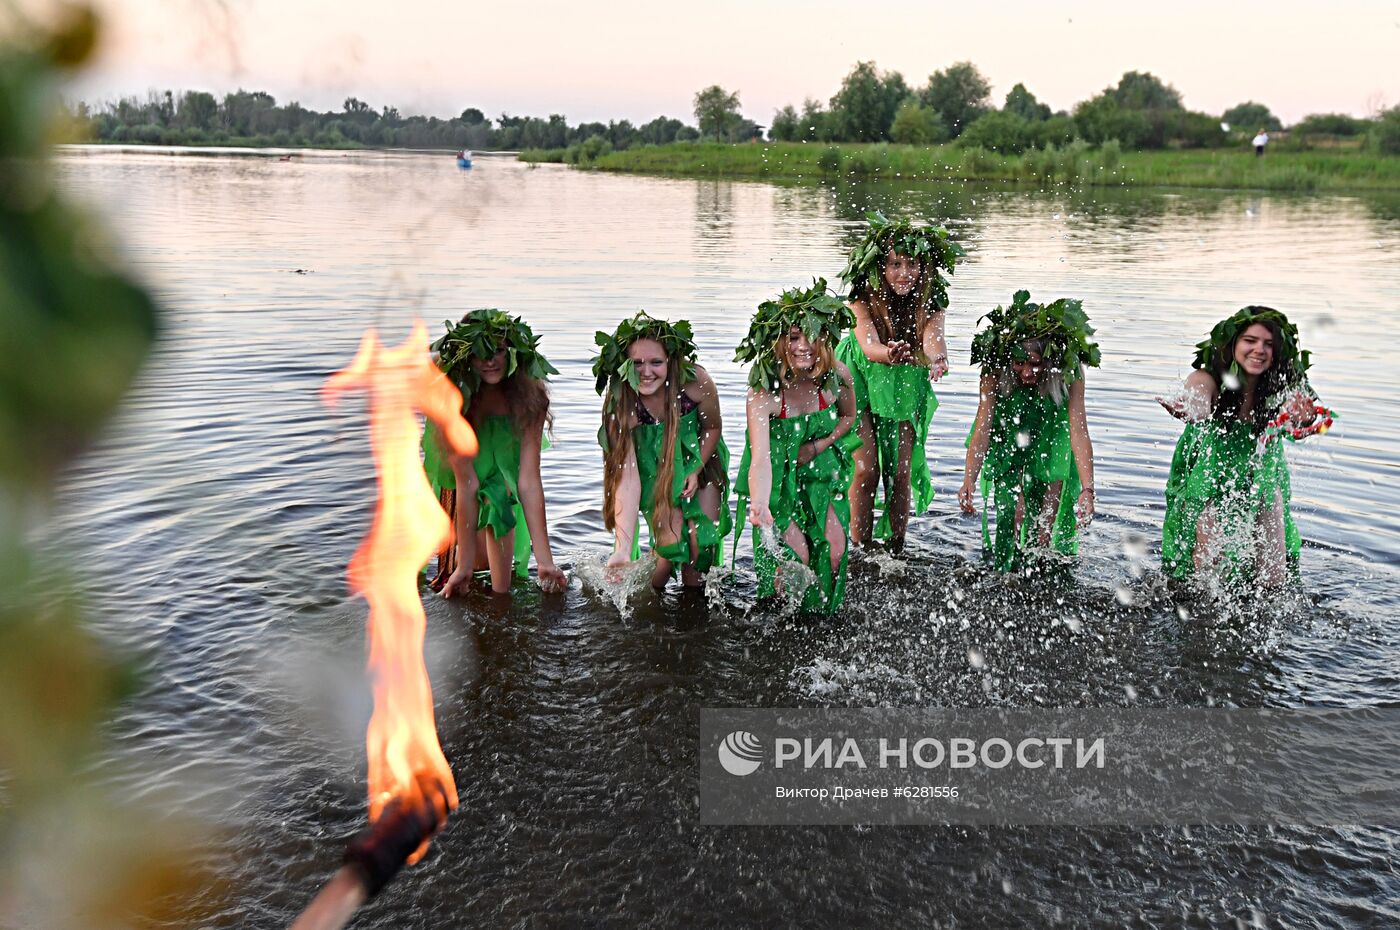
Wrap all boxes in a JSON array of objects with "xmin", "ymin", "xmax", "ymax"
[
  {"xmin": 595, "ymin": 312, "xmax": 731, "ymax": 589},
  {"xmin": 734, "ymin": 280, "xmax": 859, "ymax": 613}
]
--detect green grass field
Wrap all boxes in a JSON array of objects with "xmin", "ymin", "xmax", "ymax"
[{"xmin": 520, "ymin": 141, "xmax": 1400, "ymax": 192}]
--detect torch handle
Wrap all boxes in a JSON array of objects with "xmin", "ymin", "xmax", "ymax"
[{"xmin": 287, "ymin": 866, "xmax": 367, "ymax": 930}]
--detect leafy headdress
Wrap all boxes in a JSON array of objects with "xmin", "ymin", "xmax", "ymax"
[
  {"xmin": 733, "ymin": 278, "xmax": 853, "ymax": 392},
  {"xmin": 838, "ymin": 210, "xmax": 965, "ymax": 310},
  {"xmin": 1192, "ymin": 305, "xmax": 1310, "ymax": 379},
  {"xmin": 970, "ymin": 290, "xmax": 1101, "ymax": 383},
  {"xmin": 591, "ymin": 311, "xmax": 698, "ymax": 411},
  {"xmin": 431, "ymin": 309, "xmax": 558, "ymax": 405}
]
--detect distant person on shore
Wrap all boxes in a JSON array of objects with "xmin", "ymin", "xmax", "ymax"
[
  {"xmin": 734, "ymin": 280, "xmax": 860, "ymax": 613},
  {"xmin": 423, "ymin": 309, "xmax": 567, "ymax": 596},
  {"xmin": 595, "ymin": 312, "xmax": 731, "ymax": 589},
  {"xmin": 835, "ymin": 211, "xmax": 963, "ymax": 554},
  {"xmin": 1158, "ymin": 307, "xmax": 1325, "ymax": 587},
  {"xmin": 1252, "ymin": 129, "xmax": 1269, "ymax": 157},
  {"xmin": 960, "ymin": 291, "xmax": 1099, "ymax": 571}
]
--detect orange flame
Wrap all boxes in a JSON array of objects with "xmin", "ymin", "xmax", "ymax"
[{"xmin": 322, "ymin": 323, "xmax": 476, "ymax": 861}]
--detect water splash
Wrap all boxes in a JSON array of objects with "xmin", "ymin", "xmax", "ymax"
[
  {"xmin": 572, "ymin": 546, "xmax": 655, "ymax": 620},
  {"xmin": 757, "ymin": 524, "xmax": 817, "ymax": 617}
]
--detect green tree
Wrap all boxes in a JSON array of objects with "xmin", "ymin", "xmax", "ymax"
[
  {"xmin": 1292, "ymin": 113, "xmax": 1367, "ymax": 137},
  {"xmin": 1109, "ymin": 71, "xmax": 1182, "ymax": 110},
  {"xmin": 175, "ymin": 90, "xmax": 217, "ymax": 130},
  {"xmin": 693, "ymin": 84, "xmax": 742, "ymax": 140},
  {"xmin": 1004, "ymin": 83, "xmax": 1051, "ymax": 121},
  {"xmin": 921, "ymin": 61, "xmax": 991, "ymax": 136},
  {"xmin": 1370, "ymin": 106, "xmax": 1400, "ymax": 155},
  {"xmin": 959, "ymin": 110, "xmax": 1033, "ymax": 153},
  {"xmin": 1073, "ymin": 93, "xmax": 1149, "ymax": 147},
  {"xmin": 460, "ymin": 107, "xmax": 486, "ymax": 125},
  {"xmin": 800, "ymin": 97, "xmax": 834, "ymax": 141},
  {"xmin": 1221, "ymin": 101, "xmax": 1280, "ymax": 132},
  {"xmin": 889, "ymin": 100, "xmax": 946, "ymax": 144},
  {"xmin": 828, "ymin": 60, "xmax": 909, "ymax": 142},
  {"xmin": 769, "ymin": 104, "xmax": 799, "ymax": 142},
  {"xmin": 639, "ymin": 115, "xmax": 687, "ymax": 145}
]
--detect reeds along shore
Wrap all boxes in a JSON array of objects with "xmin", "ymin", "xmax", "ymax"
[{"xmin": 519, "ymin": 141, "xmax": 1400, "ymax": 192}]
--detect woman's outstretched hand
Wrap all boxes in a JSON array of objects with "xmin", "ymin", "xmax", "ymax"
[
  {"xmin": 681, "ymin": 470, "xmax": 699, "ymax": 500},
  {"xmin": 929, "ymin": 356, "xmax": 949, "ymax": 382},
  {"xmin": 537, "ymin": 563, "xmax": 567, "ymax": 593},
  {"xmin": 886, "ymin": 340, "xmax": 914, "ymax": 365},
  {"xmin": 749, "ymin": 503, "xmax": 775, "ymax": 527},
  {"xmin": 440, "ymin": 565, "xmax": 472, "ymax": 599},
  {"xmin": 604, "ymin": 549, "xmax": 631, "ymax": 583},
  {"xmin": 1286, "ymin": 391, "xmax": 1318, "ymax": 425},
  {"xmin": 957, "ymin": 478, "xmax": 977, "ymax": 514}
]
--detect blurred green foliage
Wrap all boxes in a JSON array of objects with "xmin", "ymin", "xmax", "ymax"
[{"xmin": 1, "ymin": 7, "xmax": 222, "ymax": 928}]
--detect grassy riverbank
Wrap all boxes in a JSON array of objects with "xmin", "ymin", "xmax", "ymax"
[{"xmin": 520, "ymin": 141, "xmax": 1400, "ymax": 192}]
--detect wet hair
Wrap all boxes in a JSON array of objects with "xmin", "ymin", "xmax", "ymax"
[
  {"xmin": 1207, "ymin": 316, "xmax": 1299, "ymax": 432},
  {"xmin": 601, "ymin": 347, "xmax": 687, "ymax": 534},
  {"xmin": 998, "ymin": 337, "xmax": 1069, "ymax": 405},
  {"xmin": 857, "ymin": 248, "xmax": 941, "ymax": 359}
]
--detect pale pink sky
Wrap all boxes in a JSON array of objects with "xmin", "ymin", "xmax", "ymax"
[{"xmin": 70, "ymin": 0, "xmax": 1400, "ymax": 125}]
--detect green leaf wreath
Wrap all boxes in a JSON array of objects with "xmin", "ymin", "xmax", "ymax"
[
  {"xmin": 970, "ymin": 290, "xmax": 1101, "ymax": 383},
  {"xmin": 733, "ymin": 278, "xmax": 853, "ymax": 392},
  {"xmin": 1191, "ymin": 305, "xmax": 1311, "ymax": 377},
  {"xmin": 591, "ymin": 311, "xmax": 699, "ymax": 412},
  {"xmin": 430, "ymin": 309, "xmax": 558, "ymax": 405},
  {"xmin": 837, "ymin": 210, "xmax": 965, "ymax": 310}
]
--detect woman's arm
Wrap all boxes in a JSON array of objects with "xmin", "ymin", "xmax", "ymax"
[
  {"xmin": 1158, "ymin": 369, "xmax": 1217, "ymax": 422},
  {"xmin": 798, "ymin": 364, "xmax": 857, "ymax": 466},
  {"xmin": 517, "ymin": 421, "xmax": 566, "ymax": 592},
  {"xmin": 746, "ymin": 388, "xmax": 777, "ymax": 525},
  {"xmin": 958, "ymin": 374, "xmax": 998, "ymax": 513},
  {"xmin": 683, "ymin": 367, "xmax": 723, "ymax": 498},
  {"xmin": 440, "ymin": 454, "xmax": 481, "ymax": 597},
  {"xmin": 606, "ymin": 438, "xmax": 642, "ymax": 569},
  {"xmin": 921, "ymin": 309, "xmax": 949, "ymax": 381},
  {"xmin": 1067, "ymin": 375, "xmax": 1095, "ymax": 525},
  {"xmin": 851, "ymin": 299, "xmax": 907, "ymax": 365}
]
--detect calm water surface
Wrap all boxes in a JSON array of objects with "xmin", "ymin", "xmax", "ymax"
[{"xmin": 46, "ymin": 149, "xmax": 1400, "ymax": 927}]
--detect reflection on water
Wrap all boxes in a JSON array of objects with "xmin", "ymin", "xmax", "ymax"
[{"xmin": 44, "ymin": 148, "xmax": 1400, "ymax": 926}]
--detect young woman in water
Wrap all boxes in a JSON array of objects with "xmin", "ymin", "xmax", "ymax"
[
  {"xmin": 835, "ymin": 211, "xmax": 963, "ymax": 552},
  {"xmin": 959, "ymin": 291, "xmax": 1099, "ymax": 571},
  {"xmin": 422, "ymin": 309, "xmax": 567, "ymax": 596},
  {"xmin": 595, "ymin": 311, "xmax": 731, "ymax": 589},
  {"xmin": 1159, "ymin": 306, "xmax": 1324, "ymax": 586},
  {"xmin": 734, "ymin": 280, "xmax": 860, "ymax": 613}
]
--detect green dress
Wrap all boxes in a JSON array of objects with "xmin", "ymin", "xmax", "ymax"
[
  {"xmin": 1161, "ymin": 418, "xmax": 1299, "ymax": 580},
  {"xmin": 422, "ymin": 415, "xmax": 536, "ymax": 579},
  {"xmin": 734, "ymin": 401, "xmax": 862, "ymax": 614},
  {"xmin": 630, "ymin": 407, "xmax": 732, "ymax": 572},
  {"xmin": 835, "ymin": 331, "xmax": 937, "ymax": 538},
  {"xmin": 971, "ymin": 385, "xmax": 1080, "ymax": 572}
]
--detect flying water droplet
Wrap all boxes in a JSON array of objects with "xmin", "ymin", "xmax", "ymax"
[
  {"xmin": 1016, "ymin": 431, "xmax": 1031, "ymax": 449},
  {"xmin": 967, "ymin": 647, "xmax": 985, "ymax": 670}
]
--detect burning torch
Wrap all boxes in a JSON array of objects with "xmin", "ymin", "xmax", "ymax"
[{"xmin": 290, "ymin": 324, "xmax": 476, "ymax": 930}]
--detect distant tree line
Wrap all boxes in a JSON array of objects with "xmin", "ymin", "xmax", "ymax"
[
  {"xmin": 77, "ymin": 65, "xmax": 1400, "ymax": 157},
  {"xmin": 756, "ymin": 61, "xmax": 1399, "ymax": 154},
  {"xmin": 72, "ymin": 89, "xmax": 700, "ymax": 151}
]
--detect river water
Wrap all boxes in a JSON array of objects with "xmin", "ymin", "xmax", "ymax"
[{"xmin": 46, "ymin": 148, "xmax": 1400, "ymax": 927}]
